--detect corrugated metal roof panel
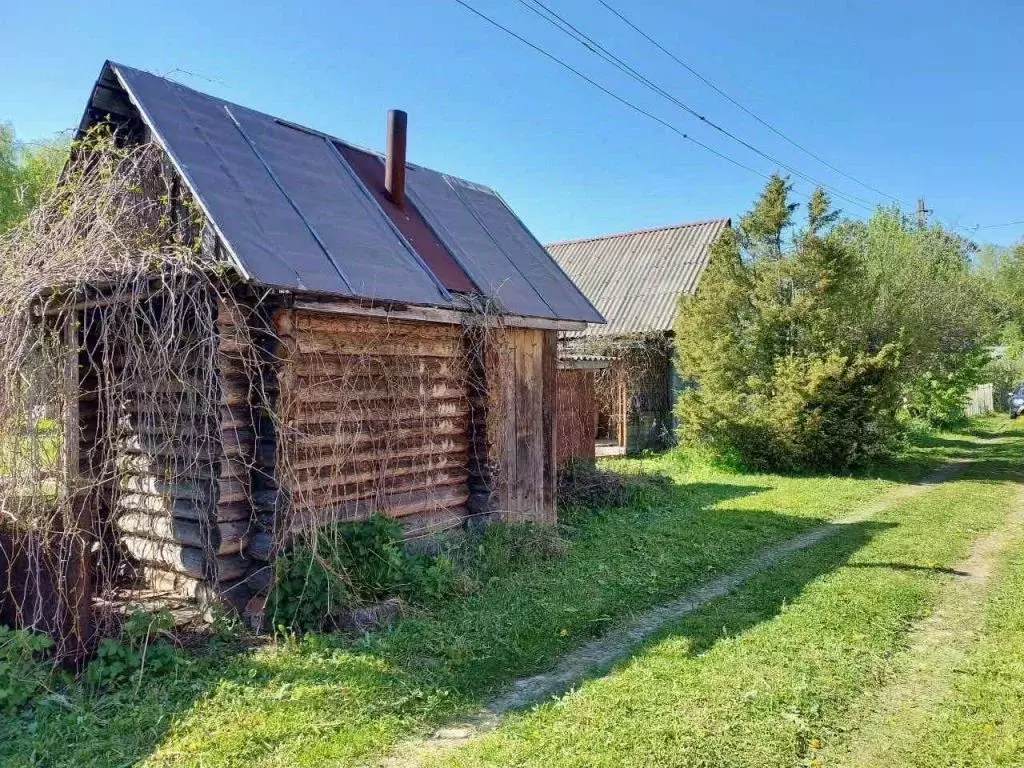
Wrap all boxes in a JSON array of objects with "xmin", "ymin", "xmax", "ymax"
[
  {"xmin": 546, "ymin": 218, "xmax": 729, "ymax": 336},
  {"xmin": 558, "ymin": 353, "xmax": 613, "ymax": 370}
]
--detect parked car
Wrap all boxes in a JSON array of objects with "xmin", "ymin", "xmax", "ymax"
[{"xmin": 1009, "ymin": 384, "xmax": 1024, "ymax": 419}]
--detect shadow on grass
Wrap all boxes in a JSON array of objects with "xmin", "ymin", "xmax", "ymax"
[
  {"xmin": 760, "ymin": 423, "xmax": 1023, "ymax": 486},
  {"xmin": 1, "ymin": 478, "xmax": 880, "ymax": 767},
  {"xmin": 11, "ymin": 425, "xmax": 1016, "ymax": 768},
  {"xmin": 626, "ymin": 517, "xmax": 896, "ymax": 666},
  {"xmin": 845, "ymin": 561, "xmax": 970, "ymax": 577},
  {"xmin": 624, "ymin": 434, "xmax": 1024, "ymax": 680}
]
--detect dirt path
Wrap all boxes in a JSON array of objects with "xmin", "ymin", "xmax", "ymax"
[
  {"xmin": 372, "ymin": 456, "xmax": 981, "ymax": 768},
  {"xmin": 819, "ymin": 485, "xmax": 1024, "ymax": 767}
]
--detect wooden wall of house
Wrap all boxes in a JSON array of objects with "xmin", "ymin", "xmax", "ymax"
[
  {"xmin": 555, "ymin": 367, "xmax": 597, "ymax": 467},
  {"xmin": 271, "ymin": 309, "xmax": 473, "ymax": 539},
  {"xmin": 112, "ymin": 299, "xmax": 258, "ymax": 608},
  {"xmin": 473, "ymin": 327, "xmax": 557, "ymax": 524},
  {"xmin": 106, "ymin": 303, "xmax": 560, "ymax": 611}
]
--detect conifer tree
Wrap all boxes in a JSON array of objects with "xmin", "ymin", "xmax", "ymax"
[{"xmin": 675, "ymin": 176, "xmax": 902, "ymax": 470}]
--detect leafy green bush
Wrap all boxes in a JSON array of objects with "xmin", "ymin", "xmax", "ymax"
[
  {"xmin": 984, "ymin": 325, "xmax": 1024, "ymax": 407},
  {"xmin": 268, "ymin": 515, "xmax": 464, "ymax": 633},
  {"xmin": 675, "ymin": 176, "xmax": 995, "ymax": 470},
  {"xmin": 0, "ymin": 122, "xmax": 69, "ymax": 234},
  {"xmin": 841, "ymin": 208, "xmax": 993, "ymax": 405},
  {"xmin": 84, "ymin": 609, "xmax": 178, "ymax": 689},
  {"xmin": 989, "ymin": 355, "xmax": 1024, "ymax": 409},
  {"xmin": 0, "ymin": 626, "xmax": 53, "ymax": 713},
  {"xmin": 902, "ymin": 351, "xmax": 989, "ymax": 429},
  {"xmin": 679, "ymin": 346, "xmax": 903, "ymax": 472}
]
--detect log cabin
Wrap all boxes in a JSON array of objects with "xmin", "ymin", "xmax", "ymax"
[
  {"xmin": 53, "ymin": 61, "xmax": 604, "ymax": 613},
  {"xmin": 547, "ymin": 219, "xmax": 729, "ymax": 454}
]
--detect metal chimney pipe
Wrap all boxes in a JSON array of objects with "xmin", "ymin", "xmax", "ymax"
[{"xmin": 385, "ymin": 109, "xmax": 407, "ymax": 208}]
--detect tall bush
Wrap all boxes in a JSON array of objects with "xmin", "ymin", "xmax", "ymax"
[
  {"xmin": 837, "ymin": 208, "xmax": 992, "ymax": 426},
  {"xmin": 976, "ymin": 242, "xmax": 1024, "ymax": 406},
  {"xmin": 674, "ymin": 177, "xmax": 903, "ymax": 471},
  {"xmin": 0, "ymin": 123, "xmax": 68, "ymax": 233}
]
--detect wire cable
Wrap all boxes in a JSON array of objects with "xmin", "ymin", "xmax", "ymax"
[
  {"xmin": 974, "ymin": 219, "xmax": 1024, "ymax": 230},
  {"xmin": 510, "ymin": 0, "xmax": 876, "ymax": 211},
  {"xmin": 452, "ymin": 0, "xmax": 772, "ymax": 182},
  {"xmin": 594, "ymin": 0, "xmax": 909, "ymax": 207}
]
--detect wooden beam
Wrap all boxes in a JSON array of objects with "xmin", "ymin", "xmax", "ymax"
[
  {"xmin": 542, "ymin": 330, "xmax": 556, "ymax": 522},
  {"xmin": 33, "ymin": 289, "xmax": 161, "ymax": 317},
  {"xmin": 292, "ymin": 299, "xmax": 588, "ymax": 332},
  {"xmin": 61, "ymin": 317, "xmax": 95, "ymax": 664}
]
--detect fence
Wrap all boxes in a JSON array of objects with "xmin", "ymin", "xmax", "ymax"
[
  {"xmin": 556, "ymin": 367, "xmax": 598, "ymax": 467},
  {"xmin": 965, "ymin": 383, "xmax": 994, "ymax": 417}
]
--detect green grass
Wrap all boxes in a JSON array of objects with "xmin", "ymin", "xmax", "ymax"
[
  {"xmin": 819, "ymin": 507, "xmax": 1024, "ymax": 767},
  {"xmin": 435, "ymin": 424, "xmax": 1024, "ymax": 767},
  {"xmin": 908, "ymin": 547, "xmax": 1024, "ymax": 767},
  {"xmin": 0, "ymin": 421, "xmax": 1014, "ymax": 767}
]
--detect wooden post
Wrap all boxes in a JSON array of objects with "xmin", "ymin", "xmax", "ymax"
[
  {"xmin": 62, "ymin": 314, "xmax": 93, "ymax": 666},
  {"xmin": 541, "ymin": 330, "xmax": 556, "ymax": 521},
  {"xmin": 618, "ymin": 375, "xmax": 628, "ymax": 451}
]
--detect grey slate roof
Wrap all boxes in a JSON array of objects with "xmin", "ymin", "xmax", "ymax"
[
  {"xmin": 546, "ymin": 218, "xmax": 730, "ymax": 336},
  {"xmin": 79, "ymin": 61, "xmax": 603, "ymax": 325}
]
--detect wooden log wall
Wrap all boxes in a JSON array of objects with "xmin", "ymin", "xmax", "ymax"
[
  {"xmin": 96, "ymin": 297, "xmax": 562, "ymax": 615},
  {"xmin": 555, "ymin": 368, "xmax": 597, "ymax": 467},
  {"xmin": 111, "ymin": 298, "xmax": 262, "ymax": 609},
  {"xmin": 273, "ymin": 309, "xmax": 473, "ymax": 539}
]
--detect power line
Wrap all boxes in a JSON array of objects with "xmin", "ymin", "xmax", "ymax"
[
  {"xmin": 594, "ymin": 0, "xmax": 909, "ymax": 208},
  {"xmin": 512, "ymin": 0, "xmax": 877, "ymax": 212},
  {"xmin": 452, "ymin": 0, "xmax": 772, "ymax": 182},
  {"xmin": 974, "ymin": 219, "xmax": 1024, "ymax": 230}
]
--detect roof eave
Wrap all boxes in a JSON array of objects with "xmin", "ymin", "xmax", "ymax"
[{"xmin": 290, "ymin": 295, "xmax": 590, "ymax": 331}]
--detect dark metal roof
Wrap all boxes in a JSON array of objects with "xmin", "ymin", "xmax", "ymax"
[
  {"xmin": 546, "ymin": 218, "xmax": 730, "ymax": 336},
  {"xmin": 80, "ymin": 61, "xmax": 604, "ymax": 325}
]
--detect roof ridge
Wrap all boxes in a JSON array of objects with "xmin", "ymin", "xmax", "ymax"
[{"xmin": 545, "ymin": 217, "xmax": 730, "ymax": 248}]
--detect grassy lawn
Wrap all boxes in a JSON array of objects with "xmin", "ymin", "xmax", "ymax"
[
  {"xmin": 435, "ymin": 423, "xmax": 1024, "ymax": 767},
  {"xmin": 900, "ymin": 546, "xmax": 1024, "ymax": 767},
  {"xmin": 0, "ymin": 420, "xmax": 1015, "ymax": 767},
  {"xmin": 818, "ymin": 499, "xmax": 1024, "ymax": 767}
]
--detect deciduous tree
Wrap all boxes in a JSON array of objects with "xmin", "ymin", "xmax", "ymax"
[{"xmin": 0, "ymin": 123, "xmax": 68, "ymax": 233}]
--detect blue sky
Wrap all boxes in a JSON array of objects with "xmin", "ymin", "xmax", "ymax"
[{"xmin": 2, "ymin": 0, "xmax": 1021, "ymax": 245}]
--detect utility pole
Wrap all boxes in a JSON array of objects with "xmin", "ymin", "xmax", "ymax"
[{"xmin": 917, "ymin": 197, "xmax": 932, "ymax": 229}]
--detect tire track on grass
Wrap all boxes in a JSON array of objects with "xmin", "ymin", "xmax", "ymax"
[
  {"xmin": 818, "ymin": 483, "xmax": 1024, "ymax": 767},
  {"xmin": 373, "ymin": 452, "xmax": 986, "ymax": 767}
]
